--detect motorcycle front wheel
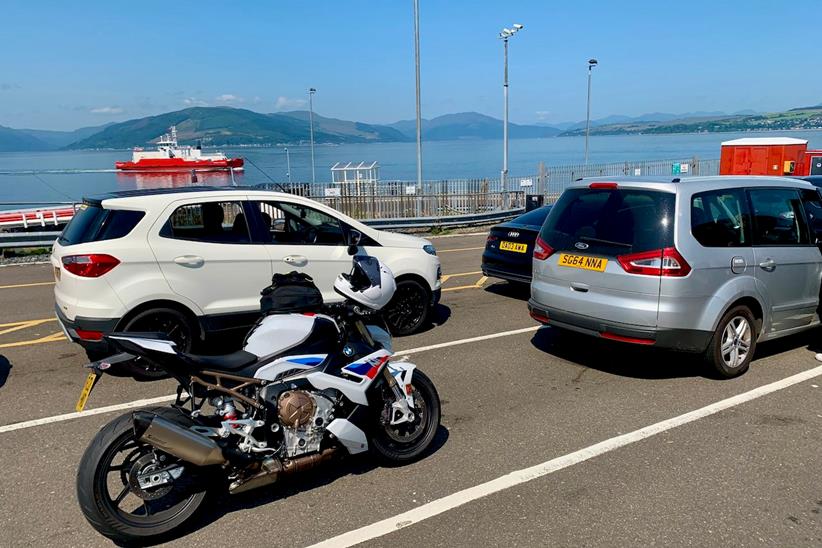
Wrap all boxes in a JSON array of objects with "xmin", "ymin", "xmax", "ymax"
[
  {"xmin": 371, "ymin": 369, "xmax": 441, "ymax": 464},
  {"xmin": 76, "ymin": 407, "xmax": 211, "ymax": 544}
]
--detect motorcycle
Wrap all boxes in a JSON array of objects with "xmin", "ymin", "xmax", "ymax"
[{"xmin": 74, "ymin": 247, "xmax": 441, "ymax": 544}]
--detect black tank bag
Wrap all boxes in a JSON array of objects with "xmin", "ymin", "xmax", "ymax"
[{"xmin": 259, "ymin": 271, "xmax": 324, "ymax": 314}]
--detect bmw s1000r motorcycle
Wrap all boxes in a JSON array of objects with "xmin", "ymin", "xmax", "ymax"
[{"xmin": 74, "ymin": 253, "xmax": 441, "ymax": 544}]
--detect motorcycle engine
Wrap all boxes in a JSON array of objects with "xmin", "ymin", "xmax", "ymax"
[{"xmin": 276, "ymin": 390, "xmax": 335, "ymax": 458}]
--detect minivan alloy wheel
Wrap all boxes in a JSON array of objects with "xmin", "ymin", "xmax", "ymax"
[{"xmin": 720, "ymin": 316, "xmax": 752, "ymax": 369}]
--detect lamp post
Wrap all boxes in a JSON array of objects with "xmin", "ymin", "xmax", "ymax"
[
  {"xmin": 584, "ymin": 58, "xmax": 597, "ymax": 167},
  {"xmin": 308, "ymin": 87, "xmax": 316, "ymax": 183},
  {"xmin": 413, "ymin": 0, "xmax": 423, "ymax": 192},
  {"xmin": 499, "ymin": 23, "xmax": 523, "ymax": 208},
  {"xmin": 284, "ymin": 147, "xmax": 292, "ymax": 184}
]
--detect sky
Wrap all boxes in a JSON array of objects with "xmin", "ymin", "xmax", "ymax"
[{"xmin": 1, "ymin": 0, "xmax": 821, "ymax": 131}]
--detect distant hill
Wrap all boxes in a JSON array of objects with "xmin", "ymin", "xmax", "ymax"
[
  {"xmin": 389, "ymin": 112, "xmax": 561, "ymax": 140},
  {"xmin": 66, "ymin": 107, "xmax": 412, "ymax": 149},
  {"xmin": 19, "ymin": 124, "xmax": 112, "ymax": 148},
  {"xmin": 276, "ymin": 111, "xmax": 407, "ymax": 142},
  {"xmin": 552, "ymin": 110, "xmax": 760, "ymax": 131},
  {"xmin": 559, "ymin": 107, "xmax": 822, "ymax": 136},
  {"xmin": 0, "ymin": 125, "xmax": 54, "ymax": 152}
]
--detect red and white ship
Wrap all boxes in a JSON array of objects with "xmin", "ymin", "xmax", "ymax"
[{"xmin": 115, "ymin": 126, "xmax": 244, "ymax": 171}]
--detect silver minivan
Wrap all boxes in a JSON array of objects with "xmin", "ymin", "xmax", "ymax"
[{"xmin": 528, "ymin": 176, "xmax": 822, "ymax": 377}]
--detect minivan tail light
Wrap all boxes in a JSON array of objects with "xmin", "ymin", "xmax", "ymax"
[
  {"xmin": 533, "ymin": 235, "xmax": 555, "ymax": 261},
  {"xmin": 617, "ymin": 247, "xmax": 691, "ymax": 277},
  {"xmin": 61, "ymin": 254, "xmax": 120, "ymax": 278}
]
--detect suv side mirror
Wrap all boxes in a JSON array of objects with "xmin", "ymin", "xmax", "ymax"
[{"xmin": 347, "ymin": 229, "xmax": 362, "ymax": 256}]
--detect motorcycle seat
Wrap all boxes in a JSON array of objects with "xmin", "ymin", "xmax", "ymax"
[{"xmin": 181, "ymin": 350, "xmax": 258, "ymax": 372}]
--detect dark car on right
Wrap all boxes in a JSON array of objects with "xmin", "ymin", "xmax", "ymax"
[{"xmin": 481, "ymin": 205, "xmax": 552, "ymax": 283}]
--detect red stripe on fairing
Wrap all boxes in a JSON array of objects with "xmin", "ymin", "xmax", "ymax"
[
  {"xmin": 115, "ymin": 157, "xmax": 244, "ymax": 170},
  {"xmin": 366, "ymin": 356, "xmax": 389, "ymax": 379}
]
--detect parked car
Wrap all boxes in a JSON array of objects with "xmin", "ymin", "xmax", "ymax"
[
  {"xmin": 528, "ymin": 176, "xmax": 822, "ymax": 378},
  {"xmin": 52, "ymin": 187, "xmax": 441, "ymax": 376},
  {"xmin": 482, "ymin": 205, "xmax": 552, "ymax": 283}
]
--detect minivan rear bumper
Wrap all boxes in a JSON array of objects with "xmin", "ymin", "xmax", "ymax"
[
  {"xmin": 527, "ymin": 299, "xmax": 712, "ymax": 352},
  {"xmin": 55, "ymin": 305, "xmax": 119, "ymax": 356}
]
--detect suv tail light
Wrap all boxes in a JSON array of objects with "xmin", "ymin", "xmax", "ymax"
[
  {"xmin": 533, "ymin": 235, "xmax": 555, "ymax": 261},
  {"xmin": 62, "ymin": 254, "xmax": 120, "ymax": 278},
  {"xmin": 617, "ymin": 247, "xmax": 691, "ymax": 277}
]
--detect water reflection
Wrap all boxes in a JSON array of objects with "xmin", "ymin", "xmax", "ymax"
[{"xmin": 116, "ymin": 169, "xmax": 244, "ymax": 190}]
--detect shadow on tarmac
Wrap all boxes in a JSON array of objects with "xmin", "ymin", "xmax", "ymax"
[
  {"xmin": 483, "ymin": 280, "xmax": 530, "ymax": 301},
  {"xmin": 530, "ymin": 324, "xmax": 820, "ymax": 381},
  {"xmin": 142, "ymin": 425, "xmax": 450, "ymax": 546},
  {"xmin": 410, "ymin": 303, "xmax": 452, "ymax": 335},
  {"xmin": 0, "ymin": 355, "xmax": 11, "ymax": 388}
]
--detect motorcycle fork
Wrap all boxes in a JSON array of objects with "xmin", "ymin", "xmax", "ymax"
[{"xmin": 382, "ymin": 366, "xmax": 415, "ymax": 425}]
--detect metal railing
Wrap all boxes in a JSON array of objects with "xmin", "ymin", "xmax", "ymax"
[{"xmin": 1, "ymin": 157, "xmax": 720, "ymax": 250}]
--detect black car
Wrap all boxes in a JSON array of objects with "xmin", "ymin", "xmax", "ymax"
[{"xmin": 481, "ymin": 205, "xmax": 552, "ymax": 283}]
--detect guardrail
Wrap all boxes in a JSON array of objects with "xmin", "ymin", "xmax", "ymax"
[
  {"xmin": 0, "ymin": 231, "xmax": 60, "ymax": 249},
  {"xmin": 0, "ymin": 208, "xmax": 523, "ymax": 250}
]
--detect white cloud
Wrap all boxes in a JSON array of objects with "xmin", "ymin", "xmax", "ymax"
[
  {"xmin": 183, "ymin": 97, "xmax": 208, "ymax": 107},
  {"xmin": 535, "ymin": 110, "xmax": 552, "ymax": 121},
  {"xmin": 215, "ymin": 93, "xmax": 243, "ymax": 103},
  {"xmin": 274, "ymin": 96, "xmax": 307, "ymax": 111},
  {"xmin": 90, "ymin": 106, "xmax": 124, "ymax": 114}
]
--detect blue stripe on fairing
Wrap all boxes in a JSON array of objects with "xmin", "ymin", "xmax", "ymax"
[
  {"xmin": 345, "ymin": 362, "xmax": 372, "ymax": 375},
  {"xmin": 289, "ymin": 356, "xmax": 324, "ymax": 366}
]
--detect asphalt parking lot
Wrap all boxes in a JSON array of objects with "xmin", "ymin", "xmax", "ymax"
[{"xmin": 0, "ymin": 232, "xmax": 820, "ymax": 547}]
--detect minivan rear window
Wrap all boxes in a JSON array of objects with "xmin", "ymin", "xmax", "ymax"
[
  {"xmin": 58, "ymin": 204, "xmax": 145, "ymax": 246},
  {"xmin": 539, "ymin": 188, "xmax": 675, "ymax": 255}
]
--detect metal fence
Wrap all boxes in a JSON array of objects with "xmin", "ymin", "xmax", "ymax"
[
  {"xmin": 256, "ymin": 157, "xmax": 719, "ymax": 219},
  {"xmin": 0, "ymin": 157, "xmax": 721, "ymax": 249}
]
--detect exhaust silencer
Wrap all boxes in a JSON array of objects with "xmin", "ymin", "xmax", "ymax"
[{"xmin": 133, "ymin": 411, "xmax": 226, "ymax": 467}]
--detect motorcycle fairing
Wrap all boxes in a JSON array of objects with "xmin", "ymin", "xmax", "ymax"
[
  {"xmin": 253, "ymin": 354, "xmax": 327, "ymax": 382},
  {"xmin": 305, "ymin": 349, "xmax": 392, "ymax": 405}
]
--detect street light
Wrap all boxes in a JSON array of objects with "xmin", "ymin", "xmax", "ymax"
[
  {"xmin": 284, "ymin": 147, "xmax": 292, "ymax": 184},
  {"xmin": 413, "ymin": 0, "xmax": 423, "ymax": 192},
  {"xmin": 499, "ymin": 23, "xmax": 524, "ymax": 208},
  {"xmin": 308, "ymin": 87, "xmax": 317, "ymax": 183},
  {"xmin": 584, "ymin": 58, "xmax": 598, "ymax": 167}
]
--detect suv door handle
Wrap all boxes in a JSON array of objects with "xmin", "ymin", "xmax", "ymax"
[
  {"xmin": 758, "ymin": 258, "xmax": 776, "ymax": 272},
  {"xmin": 173, "ymin": 255, "xmax": 204, "ymax": 268},
  {"xmin": 283, "ymin": 255, "xmax": 308, "ymax": 266}
]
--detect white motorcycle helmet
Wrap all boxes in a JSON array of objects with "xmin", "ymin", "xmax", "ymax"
[{"xmin": 334, "ymin": 255, "xmax": 396, "ymax": 310}]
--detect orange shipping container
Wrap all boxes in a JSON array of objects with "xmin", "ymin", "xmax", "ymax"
[{"xmin": 719, "ymin": 137, "xmax": 808, "ymax": 176}]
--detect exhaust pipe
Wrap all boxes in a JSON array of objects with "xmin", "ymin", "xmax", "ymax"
[
  {"xmin": 229, "ymin": 447, "xmax": 337, "ymax": 494},
  {"xmin": 133, "ymin": 411, "xmax": 226, "ymax": 467}
]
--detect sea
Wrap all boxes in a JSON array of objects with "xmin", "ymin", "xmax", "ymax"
[{"xmin": 1, "ymin": 129, "xmax": 821, "ymax": 209}]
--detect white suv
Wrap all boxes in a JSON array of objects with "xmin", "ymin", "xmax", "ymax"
[{"xmin": 51, "ymin": 187, "xmax": 441, "ymax": 371}]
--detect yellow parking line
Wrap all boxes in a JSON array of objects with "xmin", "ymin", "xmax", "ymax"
[
  {"xmin": 0, "ymin": 331, "xmax": 66, "ymax": 349},
  {"xmin": 0, "ymin": 281, "xmax": 55, "ymax": 290},
  {"xmin": 442, "ymin": 275, "xmax": 488, "ymax": 293},
  {"xmin": 440, "ymin": 270, "xmax": 482, "ymax": 283},
  {"xmin": 0, "ymin": 318, "xmax": 56, "ymax": 336},
  {"xmin": 438, "ymin": 246, "xmax": 485, "ymax": 253}
]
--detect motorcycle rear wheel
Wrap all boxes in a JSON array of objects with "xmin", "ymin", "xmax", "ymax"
[
  {"xmin": 371, "ymin": 369, "xmax": 441, "ymax": 464},
  {"xmin": 76, "ymin": 406, "xmax": 211, "ymax": 544}
]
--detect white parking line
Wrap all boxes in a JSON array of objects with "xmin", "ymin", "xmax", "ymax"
[
  {"xmin": 306, "ymin": 364, "xmax": 822, "ymax": 548},
  {"xmin": 0, "ymin": 395, "xmax": 177, "ymax": 434},
  {"xmin": 0, "ymin": 325, "xmax": 544, "ymax": 434}
]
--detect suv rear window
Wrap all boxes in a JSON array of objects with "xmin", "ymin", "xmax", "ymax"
[
  {"xmin": 539, "ymin": 188, "xmax": 675, "ymax": 256},
  {"xmin": 58, "ymin": 204, "xmax": 145, "ymax": 246}
]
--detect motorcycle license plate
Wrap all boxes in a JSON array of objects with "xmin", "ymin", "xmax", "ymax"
[
  {"xmin": 500, "ymin": 241, "xmax": 527, "ymax": 253},
  {"xmin": 75, "ymin": 371, "xmax": 99, "ymax": 412},
  {"xmin": 557, "ymin": 253, "xmax": 608, "ymax": 272}
]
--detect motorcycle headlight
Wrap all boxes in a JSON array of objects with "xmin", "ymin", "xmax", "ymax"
[{"xmin": 423, "ymin": 244, "xmax": 437, "ymax": 256}]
